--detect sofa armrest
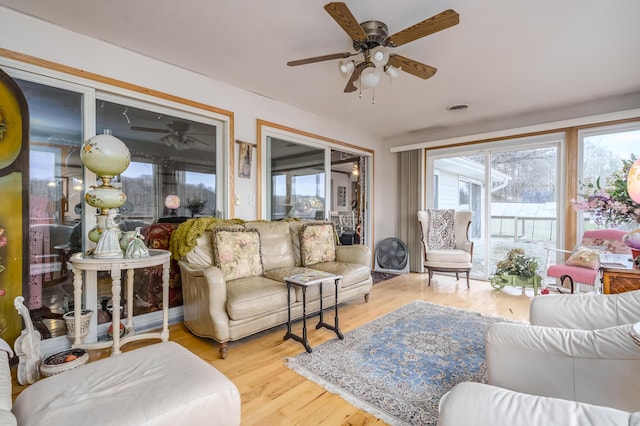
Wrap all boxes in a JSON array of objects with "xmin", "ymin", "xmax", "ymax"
[
  {"xmin": 530, "ymin": 292, "xmax": 640, "ymax": 330},
  {"xmin": 178, "ymin": 261, "xmax": 231, "ymax": 342},
  {"xmin": 0, "ymin": 352, "xmax": 15, "ymax": 426},
  {"xmin": 335, "ymin": 244, "xmax": 371, "ymax": 267},
  {"xmin": 485, "ymin": 322, "xmax": 640, "ymax": 411},
  {"xmin": 438, "ymin": 382, "xmax": 636, "ymax": 426}
]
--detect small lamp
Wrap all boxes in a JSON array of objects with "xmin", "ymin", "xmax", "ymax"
[
  {"xmin": 627, "ymin": 158, "xmax": 640, "ymax": 204},
  {"xmin": 164, "ymin": 194, "xmax": 180, "ymax": 216}
]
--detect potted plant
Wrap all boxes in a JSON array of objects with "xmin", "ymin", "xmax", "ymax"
[{"xmin": 491, "ymin": 248, "xmax": 542, "ymax": 293}]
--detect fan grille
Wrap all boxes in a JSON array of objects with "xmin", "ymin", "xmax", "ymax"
[{"xmin": 376, "ymin": 238, "xmax": 408, "ymax": 270}]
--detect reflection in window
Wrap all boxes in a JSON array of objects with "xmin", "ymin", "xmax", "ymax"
[{"xmin": 268, "ymin": 138, "xmax": 325, "ymax": 220}]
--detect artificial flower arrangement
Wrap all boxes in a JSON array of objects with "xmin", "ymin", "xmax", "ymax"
[
  {"xmin": 571, "ymin": 154, "xmax": 640, "ymax": 227},
  {"xmin": 494, "ymin": 248, "xmax": 540, "ymax": 279}
]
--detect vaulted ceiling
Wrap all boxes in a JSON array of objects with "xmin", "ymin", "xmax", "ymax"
[{"xmin": 2, "ymin": 0, "xmax": 640, "ymax": 146}]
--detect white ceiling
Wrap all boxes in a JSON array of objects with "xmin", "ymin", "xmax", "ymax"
[{"xmin": 2, "ymin": 0, "xmax": 640, "ymax": 146}]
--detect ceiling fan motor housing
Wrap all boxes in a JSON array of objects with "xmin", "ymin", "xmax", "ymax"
[{"xmin": 353, "ymin": 20, "xmax": 389, "ymax": 51}]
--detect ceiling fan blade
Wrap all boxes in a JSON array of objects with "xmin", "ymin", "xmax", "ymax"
[
  {"xmin": 385, "ymin": 9, "xmax": 459, "ymax": 47},
  {"xmin": 287, "ymin": 52, "xmax": 356, "ymax": 67},
  {"xmin": 324, "ymin": 2, "xmax": 368, "ymax": 42},
  {"xmin": 130, "ymin": 126, "xmax": 170, "ymax": 133},
  {"xmin": 344, "ymin": 62, "xmax": 366, "ymax": 93},
  {"xmin": 388, "ymin": 54, "xmax": 437, "ymax": 79}
]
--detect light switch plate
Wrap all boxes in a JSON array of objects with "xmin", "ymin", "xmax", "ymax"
[{"xmin": 235, "ymin": 194, "xmax": 241, "ymax": 205}]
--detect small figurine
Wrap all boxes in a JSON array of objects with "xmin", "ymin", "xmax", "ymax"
[
  {"xmin": 94, "ymin": 209, "xmax": 123, "ymax": 258},
  {"xmin": 125, "ymin": 227, "xmax": 149, "ymax": 258},
  {"xmin": 14, "ymin": 296, "xmax": 42, "ymax": 385}
]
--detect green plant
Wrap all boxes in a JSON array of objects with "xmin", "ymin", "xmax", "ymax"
[{"xmin": 494, "ymin": 248, "xmax": 539, "ymax": 279}]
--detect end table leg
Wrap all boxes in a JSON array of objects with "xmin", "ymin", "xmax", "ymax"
[{"xmin": 334, "ymin": 278, "xmax": 343, "ymax": 339}]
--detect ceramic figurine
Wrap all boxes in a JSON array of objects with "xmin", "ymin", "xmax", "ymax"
[
  {"xmin": 13, "ymin": 296, "xmax": 42, "ymax": 385},
  {"xmin": 94, "ymin": 208, "xmax": 123, "ymax": 258},
  {"xmin": 125, "ymin": 227, "xmax": 149, "ymax": 258}
]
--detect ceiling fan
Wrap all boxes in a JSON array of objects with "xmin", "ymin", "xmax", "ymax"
[
  {"xmin": 287, "ymin": 2, "xmax": 459, "ymax": 93},
  {"xmin": 130, "ymin": 120, "xmax": 208, "ymax": 151}
]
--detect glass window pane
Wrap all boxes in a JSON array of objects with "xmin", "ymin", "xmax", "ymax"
[
  {"xmin": 15, "ymin": 78, "xmax": 84, "ymax": 339},
  {"xmin": 269, "ymin": 138, "xmax": 325, "ymax": 220}
]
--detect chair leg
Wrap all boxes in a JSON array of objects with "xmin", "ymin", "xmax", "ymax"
[
  {"xmin": 465, "ymin": 271, "xmax": 470, "ymax": 289},
  {"xmin": 455, "ymin": 272, "xmax": 460, "ymax": 281},
  {"xmin": 428, "ymin": 269, "xmax": 433, "ymax": 286}
]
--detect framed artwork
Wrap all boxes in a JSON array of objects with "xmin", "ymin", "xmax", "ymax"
[
  {"xmin": 337, "ymin": 186, "xmax": 346, "ymax": 207},
  {"xmin": 238, "ymin": 141, "xmax": 252, "ymax": 179}
]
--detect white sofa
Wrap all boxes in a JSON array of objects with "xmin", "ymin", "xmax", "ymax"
[
  {"xmin": 439, "ymin": 291, "xmax": 640, "ymax": 424},
  {"xmin": 439, "ymin": 382, "xmax": 640, "ymax": 426},
  {"xmin": 177, "ymin": 220, "xmax": 372, "ymax": 358},
  {"xmin": 2, "ymin": 342, "xmax": 241, "ymax": 426}
]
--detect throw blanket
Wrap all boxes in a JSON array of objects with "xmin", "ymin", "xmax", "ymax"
[{"xmin": 168, "ymin": 217, "xmax": 245, "ymax": 260}]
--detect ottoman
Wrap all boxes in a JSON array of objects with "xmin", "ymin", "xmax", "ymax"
[{"xmin": 13, "ymin": 342, "xmax": 241, "ymax": 425}]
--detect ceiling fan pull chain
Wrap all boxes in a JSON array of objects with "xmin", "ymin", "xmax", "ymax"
[{"xmin": 371, "ymin": 88, "xmax": 375, "ymax": 104}]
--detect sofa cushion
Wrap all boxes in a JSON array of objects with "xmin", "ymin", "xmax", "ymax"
[
  {"xmin": 310, "ymin": 261, "xmax": 371, "ymax": 288},
  {"xmin": 245, "ymin": 221, "xmax": 296, "ymax": 270},
  {"xmin": 300, "ymin": 222, "xmax": 336, "ymax": 266},
  {"xmin": 427, "ymin": 209, "xmax": 456, "ymax": 249},
  {"xmin": 213, "ymin": 228, "xmax": 263, "ymax": 281},
  {"xmin": 226, "ymin": 276, "xmax": 291, "ymax": 321}
]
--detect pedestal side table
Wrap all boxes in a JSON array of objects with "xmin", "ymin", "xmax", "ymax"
[{"xmin": 69, "ymin": 249, "xmax": 170, "ymax": 355}]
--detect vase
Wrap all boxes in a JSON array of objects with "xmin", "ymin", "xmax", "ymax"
[{"xmin": 62, "ymin": 310, "xmax": 93, "ymax": 341}]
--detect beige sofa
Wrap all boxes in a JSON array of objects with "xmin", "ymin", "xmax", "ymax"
[{"xmin": 177, "ymin": 220, "xmax": 372, "ymax": 358}]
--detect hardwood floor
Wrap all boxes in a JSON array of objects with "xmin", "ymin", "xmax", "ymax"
[{"xmin": 11, "ymin": 273, "xmax": 533, "ymax": 425}]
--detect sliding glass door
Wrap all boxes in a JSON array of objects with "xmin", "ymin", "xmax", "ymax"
[{"xmin": 428, "ymin": 135, "xmax": 562, "ymax": 279}]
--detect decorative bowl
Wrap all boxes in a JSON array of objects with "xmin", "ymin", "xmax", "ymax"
[{"xmin": 40, "ymin": 349, "xmax": 89, "ymax": 377}]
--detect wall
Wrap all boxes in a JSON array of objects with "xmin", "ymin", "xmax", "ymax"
[{"xmin": 0, "ymin": 6, "xmax": 400, "ymax": 248}]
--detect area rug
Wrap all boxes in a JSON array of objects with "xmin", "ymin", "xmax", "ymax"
[
  {"xmin": 286, "ymin": 300, "xmax": 510, "ymax": 425},
  {"xmin": 371, "ymin": 270, "xmax": 399, "ymax": 285}
]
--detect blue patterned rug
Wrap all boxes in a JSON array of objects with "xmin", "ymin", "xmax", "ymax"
[{"xmin": 286, "ymin": 300, "xmax": 509, "ymax": 425}]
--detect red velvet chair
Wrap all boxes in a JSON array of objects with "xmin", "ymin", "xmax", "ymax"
[{"xmin": 546, "ymin": 229, "xmax": 631, "ymax": 293}]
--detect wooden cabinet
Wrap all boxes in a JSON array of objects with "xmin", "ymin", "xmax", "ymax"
[{"xmin": 601, "ymin": 259, "xmax": 640, "ymax": 294}]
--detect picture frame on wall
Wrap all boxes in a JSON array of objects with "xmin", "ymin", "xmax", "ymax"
[
  {"xmin": 238, "ymin": 141, "xmax": 252, "ymax": 179},
  {"xmin": 337, "ymin": 185, "xmax": 346, "ymax": 207}
]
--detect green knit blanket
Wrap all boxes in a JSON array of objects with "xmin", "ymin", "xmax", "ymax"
[{"xmin": 168, "ymin": 217, "xmax": 245, "ymax": 260}]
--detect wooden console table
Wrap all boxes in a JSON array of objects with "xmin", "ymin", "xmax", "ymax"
[
  {"xmin": 600, "ymin": 254, "xmax": 640, "ymax": 294},
  {"xmin": 69, "ymin": 249, "xmax": 170, "ymax": 354}
]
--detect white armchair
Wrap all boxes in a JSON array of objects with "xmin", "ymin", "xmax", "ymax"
[{"xmin": 417, "ymin": 210, "xmax": 473, "ymax": 287}]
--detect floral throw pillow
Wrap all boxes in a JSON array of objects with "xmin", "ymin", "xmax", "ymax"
[
  {"xmin": 427, "ymin": 209, "xmax": 456, "ymax": 250},
  {"xmin": 300, "ymin": 223, "xmax": 336, "ymax": 266},
  {"xmin": 212, "ymin": 228, "xmax": 263, "ymax": 281},
  {"xmin": 565, "ymin": 246, "xmax": 601, "ymax": 270}
]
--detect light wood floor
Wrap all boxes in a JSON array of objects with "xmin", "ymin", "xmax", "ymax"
[{"xmin": 12, "ymin": 273, "xmax": 533, "ymax": 425}]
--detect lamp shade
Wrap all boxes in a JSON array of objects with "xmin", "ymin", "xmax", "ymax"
[
  {"xmin": 81, "ymin": 133, "xmax": 131, "ymax": 178},
  {"xmin": 360, "ymin": 66, "xmax": 380, "ymax": 89},
  {"xmin": 628, "ymin": 158, "xmax": 640, "ymax": 204},
  {"xmin": 338, "ymin": 60, "xmax": 355, "ymax": 78}
]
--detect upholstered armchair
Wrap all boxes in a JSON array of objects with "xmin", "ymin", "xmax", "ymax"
[
  {"xmin": 482, "ymin": 291, "xmax": 640, "ymax": 412},
  {"xmin": 417, "ymin": 210, "xmax": 473, "ymax": 287},
  {"xmin": 545, "ymin": 228, "xmax": 630, "ymax": 293}
]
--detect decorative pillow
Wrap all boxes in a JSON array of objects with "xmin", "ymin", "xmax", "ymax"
[
  {"xmin": 565, "ymin": 246, "xmax": 601, "ymax": 270},
  {"xmin": 212, "ymin": 228, "xmax": 263, "ymax": 281},
  {"xmin": 300, "ymin": 222, "xmax": 336, "ymax": 266},
  {"xmin": 427, "ymin": 209, "xmax": 456, "ymax": 250}
]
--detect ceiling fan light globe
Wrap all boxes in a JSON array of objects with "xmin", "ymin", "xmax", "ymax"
[
  {"xmin": 370, "ymin": 47, "xmax": 388, "ymax": 67},
  {"xmin": 384, "ymin": 64, "xmax": 401, "ymax": 82},
  {"xmin": 338, "ymin": 60, "xmax": 355, "ymax": 78},
  {"xmin": 360, "ymin": 67, "xmax": 380, "ymax": 89}
]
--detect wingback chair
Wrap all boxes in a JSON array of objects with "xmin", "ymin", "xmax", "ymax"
[
  {"xmin": 417, "ymin": 210, "xmax": 473, "ymax": 287},
  {"xmin": 546, "ymin": 228, "xmax": 630, "ymax": 293}
]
